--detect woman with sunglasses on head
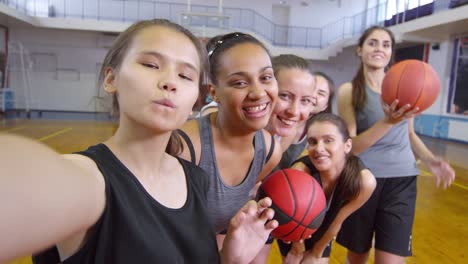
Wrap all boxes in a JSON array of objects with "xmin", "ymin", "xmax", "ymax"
[
  {"xmin": 0, "ymin": 20, "xmax": 278, "ymax": 264},
  {"xmin": 336, "ymin": 26, "xmax": 455, "ymax": 264},
  {"xmin": 177, "ymin": 32, "xmax": 282, "ymax": 263}
]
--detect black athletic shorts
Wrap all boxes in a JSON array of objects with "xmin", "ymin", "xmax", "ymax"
[
  {"xmin": 336, "ymin": 176, "xmax": 417, "ymax": 257},
  {"xmin": 277, "ymin": 238, "xmax": 332, "ymax": 257}
]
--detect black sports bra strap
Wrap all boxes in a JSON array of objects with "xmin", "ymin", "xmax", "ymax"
[
  {"xmin": 265, "ymin": 134, "xmax": 275, "ymax": 163},
  {"xmin": 177, "ymin": 129, "xmax": 196, "ymax": 163}
]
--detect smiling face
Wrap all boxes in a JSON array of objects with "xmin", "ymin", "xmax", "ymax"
[
  {"xmin": 212, "ymin": 42, "xmax": 278, "ymax": 132},
  {"xmin": 311, "ymin": 75, "xmax": 331, "ymax": 115},
  {"xmin": 104, "ymin": 25, "xmax": 201, "ymax": 133},
  {"xmin": 268, "ymin": 68, "xmax": 315, "ymax": 137},
  {"xmin": 357, "ymin": 29, "xmax": 393, "ymax": 70},
  {"xmin": 306, "ymin": 121, "xmax": 351, "ymax": 172}
]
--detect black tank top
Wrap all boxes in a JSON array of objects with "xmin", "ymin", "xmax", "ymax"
[
  {"xmin": 292, "ymin": 156, "xmax": 356, "ymax": 244},
  {"xmin": 33, "ymin": 144, "xmax": 219, "ymax": 264}
]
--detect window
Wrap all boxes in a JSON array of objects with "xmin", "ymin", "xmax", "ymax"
[
  {"xmin": 385, "ymin": 0, "xmax": 434, "ymax": 19},
  {"xmin": 449, "ymin": 36, "xmax": 468, "ymax": 115}
]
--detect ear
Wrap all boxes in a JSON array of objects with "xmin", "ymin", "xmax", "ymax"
[
  {"xmin": 344, "ymin": 138, "xmax": 352, "ymax": 155},
  {"xmin": 103, "ymin": 67, "xmax": 117, "ymax": 94},
  {"xmin": 356, "ymin": 47, "xmax": 362, "ymax": 57},
  {"xmin": 208, "ymin": 84, "xmax": 220, "ymax": 103}
]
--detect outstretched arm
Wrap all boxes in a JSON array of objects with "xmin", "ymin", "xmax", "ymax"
[
  {"xmin": 302, "ymin": 169, "xmax": 376, "ymax": 261},
  {"xmin": 408, "ymin": 118, "xmax": 455, "ymax": 188},
  {"xmin": 0, "ymin": 135, "xmax": 105, "ymax": 262},
  {"xmin": 220, "ymin": 197, "xmax": 278, "ymax": 264}
]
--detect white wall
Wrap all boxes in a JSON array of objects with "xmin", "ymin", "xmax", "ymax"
[
  {"xmin": 7, "ymin": 25, "xmax": 109, "ymax": 112},
  {"xmin": 426, "ymin": 40, "xmax": 452, "ymax": 115},
  {"xmin": 187, "ymin": 0, "xmax": 367, "ymax": 28},
  {"xmin": 289, "ymin": 0, "xmax": 367, "ymax": 28},
  {"xmin": 30, "ymin": 0, "xmax": 372, "ymax": 29}
]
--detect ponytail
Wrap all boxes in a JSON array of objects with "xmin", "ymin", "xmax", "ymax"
[
  {"xmin": 166, "ymin": 131, "xmax": 183, "ymax": 156},
  {"xmin": 335, "ymin": 154, "xmax": 362, "ymax": 202},
  {"xmin": 351, "ymin": 64, "xmax": 366, "ymax": 112}
]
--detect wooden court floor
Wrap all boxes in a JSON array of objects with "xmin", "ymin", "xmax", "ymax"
[{"xmin": 1, "ymin": 119, "xmax": 467, "ymax": 264}]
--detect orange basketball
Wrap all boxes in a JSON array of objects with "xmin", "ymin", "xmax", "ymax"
[{"xmin": 381, "ymin": 59, "xmax": 440, "ymax": 113}]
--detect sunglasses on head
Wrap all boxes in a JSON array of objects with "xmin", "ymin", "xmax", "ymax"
[{"xmin": 207, "ymin": 32, "xmax": 249, "ymax": 57}]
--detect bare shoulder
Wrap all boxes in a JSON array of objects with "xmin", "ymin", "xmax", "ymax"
[
  {"xmin": 261, "ymin": 129, "xmax": 274, "ymax": 148},
  {"xmin": 261, "ymin": 129, "xmax": 281, "ymax": 162},
  {"xmin": 337, "ymin": 82, "xmax": 353, "ymax": 99},
  {"xmin": 359, "ymin": 169, "xmax": 377, "ymax": 191},
  {"xmin": 62, "ymin": 154, "xmax": 104, "ymax": 184}
]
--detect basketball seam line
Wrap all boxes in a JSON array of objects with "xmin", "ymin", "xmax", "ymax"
[
  {"xmin": 396, "ymin": 63, "xmax": 406, "ymax": 105},
  {"xmin": 413, "ymin": 64, "xmax": 426, "ymax": 110},
  {"xmin": 281, "ymin": 170, "xmax": 316, "ymax": 240},
  {"xmin": 283, "ymin": 170, "xmax": 297, "ymax": 217}
]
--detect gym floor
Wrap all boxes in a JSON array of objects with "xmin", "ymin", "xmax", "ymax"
[{"xmin": 2, "ymin": 118, "xmax": 467, "ymax": 264}]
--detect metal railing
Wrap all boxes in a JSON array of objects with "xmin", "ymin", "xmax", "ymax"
[{"xmin": 0, "ymin": 0, "xmax": 459, "ymax": 48}]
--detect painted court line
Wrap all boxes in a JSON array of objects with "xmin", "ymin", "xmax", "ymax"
[
  {"xmin": 420, "ymin": 169, "xmax": 468, "ymax": 191},
  {"xmin": 38, "ymin": 127, "xmax": 72, "ymax": 142},
  {"xmin": 0, "ymin": 126, "xmax": 26, "ymax": 133}
]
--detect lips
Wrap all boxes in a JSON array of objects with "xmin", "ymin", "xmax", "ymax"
[
  {"xmin": 244, "ymin": 103, "xmax": 268, "ymax": 113},
  {"xmin": 278, "ymin": 116, "xmax": 297, "ymax": 127},
  {"xmin": 242, "ymin": 102, "xmax": 270, "ymax": 118},
  {"xmin": 153, "ymin": 98, "xmax": 175, "ymax": 108},
  {"xmin": 312, "ymin": 155, "xmax": 330, "ymax": 163}
]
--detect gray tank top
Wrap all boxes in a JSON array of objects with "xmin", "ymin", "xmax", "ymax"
[
  {"xmin": 198, "ymin": 115, "xmax": 267, "ymax": 232},
  {"xmin": 356, "ymin": 86, "xmax": 419, "ymax": 178}
]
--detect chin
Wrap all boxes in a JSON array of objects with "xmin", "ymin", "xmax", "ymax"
[{"xmin": 277, "ymin": 128, "xmax": 294, "ymax": 138}]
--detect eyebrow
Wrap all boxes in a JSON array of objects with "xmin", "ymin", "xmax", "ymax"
[
  {"xmin": 226, "ymin": 66, "xmax": 273, "ymax": 78},
  {"xmin": 368, "ymin": 38, "xmax": 391, "ymax": 43},
  {"xmin": 139, "ymin": 51, "xmax": 199, "ymax": 73}
]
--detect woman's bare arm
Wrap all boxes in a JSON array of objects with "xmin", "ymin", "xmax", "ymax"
[{"xmin": 0, "ymin": 135, "xmax": 105, "ymax": 262}]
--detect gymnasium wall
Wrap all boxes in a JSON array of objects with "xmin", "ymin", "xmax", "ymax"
[
  {"xmin": 7, "ymin": 26, "xmax": 108, "ymax": 112},
  {"xmin": 416, "ymin": 40, "xmax": 468, "ymax": 143},
  {"xmin": 164, "ymin": 0, "xmax": 367, "ymax": 28}
]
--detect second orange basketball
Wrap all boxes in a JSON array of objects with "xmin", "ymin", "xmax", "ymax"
[{"xmin": 381, "ymin": 59, "xmax": 440, "ymax": 113}]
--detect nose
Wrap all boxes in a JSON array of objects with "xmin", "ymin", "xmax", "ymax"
[
  {"xmin": 248, "ymin": 82, "xmax": 266, "ymax": 100},
  {"xmin": 314, "ymin": 140, "xmax": 325, "ymax": 152},
  {"xmin": 375, "ymin": 42, "xmax": 385, "ymax": 51},
  {"xmin": 285, "ymin": 100, "xmax": 300, "ymax": 117},
  {"xmin": 158, "ymin": 70, "xmax": 177, "ymax": 92}
]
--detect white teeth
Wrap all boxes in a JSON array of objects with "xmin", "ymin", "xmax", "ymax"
[
  {"xmin": 314, "ymin": 156, "xmax": 328, "ymax": 161},
  {"xmin": 245, "ymin": 103, "xmax": 267, "ymax": 113},
  {"xmin": 279, "ymin": 118, "xmax": 296, "ymax": 126}
]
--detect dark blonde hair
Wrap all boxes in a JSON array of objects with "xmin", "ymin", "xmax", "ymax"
[
  {"xmin": 271, "ymin": 54, "xmax": 310, "ymax": 76},
  {"xmin": 97, "ymin": 19, "xmax": 208, "ymax": 155},
  {"xmin": 352, "ymin": 26, "xmax": 395, "ymax": 112},
  {"xmin": 306, "ymin": 113, "xmax": 362, "ymax": 202}
]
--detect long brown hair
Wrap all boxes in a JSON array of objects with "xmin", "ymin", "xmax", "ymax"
[
  {"xmin": 97, "ymin": 19, "xmax": 208, "ymax": 156},
  {"xmin": 306, "ymin": 113, "xmax": 362, "ymax": 202},
  {"xmin": 352, "ymin": 26, "xmax": 395, "ymax": 112}
]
